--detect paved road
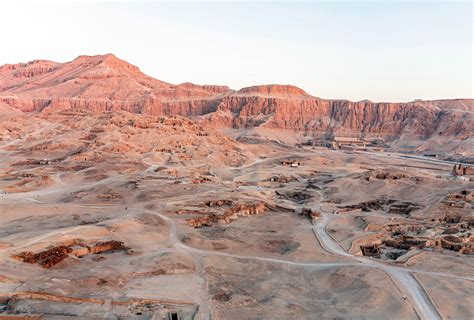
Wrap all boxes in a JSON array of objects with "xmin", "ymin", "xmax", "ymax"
[
  {"xmin": 312, "ymin": 204, "xmax": 442, "ymax": 320},
  {"xmin": 145, "ymin": 203, "xmax": 460, "ymax": 320}
]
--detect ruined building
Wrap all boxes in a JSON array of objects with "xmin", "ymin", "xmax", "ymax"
[
  {"xmin": 452, "ymin": 164, "xmax": 474, "ymax": 177},
  {"xmin": 281, "ymin": 160, "xmax": 301, "ymax": 167},
  {"xmin": 13, "ymin": 240, "xmax": 126, "ymax": 268},
  {"xmin": 300, "ymin": 207, "xmax": 321, "ymax": 221}
]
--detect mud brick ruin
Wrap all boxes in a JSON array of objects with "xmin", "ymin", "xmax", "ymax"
[
  {"xmin": 267, "ymin": 175, "xmax": 298, "ymax": 183},
  {"xmin": 441, "ymin": 189, "xmax": 473, "ymax": 209},
  {"xmin": 363, "ymin": 171, "xmax": 408, "ymax": 181},
  {"xmin": 13, "ymin": 240, "xmax": 126, "ymax": 268},
  {"xmin": 203, "ymin": 199, "xmax": 233, "ymax": 207},
  {"xmin": 275, "ymin": 190, "xmax": 312, "ymax": 203},
  {"xmin": 360, "ymin": 242, "xmax": 382, "ymax": 257},
  {"xmin": 336, "ymin": 198, "xmax": 422, "ymax": 216},
  {"xmin": 353, "ymin": 190, "xmax": 474, "ymax": 260},
  {"xmin": 191, "ymin": 176, "xmax": 212, "ymax": 184},
  {"xmin": 15, "ymin": 246, "xmax": 73, "ymax": 269},
  {"xmin": 387, "ymin": 202, "xmax": 423, "ymax": 215},
  {"xmin": 300, "ymin": 207, "xmax": 321, "ymax": 221},
  {"xmin": 452, "ymin": 164, "xmax": 474, "ymax": 177},
  {"xmin": 281, "ymin": 160, "xmax": 301, "ymax": 167}
]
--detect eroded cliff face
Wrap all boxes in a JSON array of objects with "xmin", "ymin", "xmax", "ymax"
[
  {"xmin": 206, "ymin": 93, "xmax": 473, "ymax": 141},
  {"xmin": 0, "ymin": 54, "xmax": 228, "ymax": 113},
  {"xmin": 0, "ymin": 54, "xmax": 472, "ymax": 143}
]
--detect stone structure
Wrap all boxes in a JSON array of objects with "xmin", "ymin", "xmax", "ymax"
[
  {"xmin": 336, "ymin": 198, "xmax": 422, "ymax": 216},
  {"xmin": 267, "ymin": 175, "xmax": 298, "ymax": 183},
  {"xmin": 187, "ymin": 202, "xmax": 267, "ymax": 228},
  {"xmin": 332, "ymin": 136, "xmax": 367, "ymax": 150},
  {"xmin": 203, "ymin": 199, "xmax": 233, "ymax": 207},
  {"xmin": 300, "ymin": 208, "xmax": 321, "ymax": 221},
  {"xmin": 13, "ymin": 240, "xmax": 126, "ymax": 268},
  {"xmin": 15, "ymin": 246, "xmax": 73, "ymax": 268},
  {"xmin": 452, "ymin": 164, "xmax": 474, "ymax": 176},
  {"xmin": 191, "ymin": 176, "xmax": 212, "ymax": 184},
  {"xmin": 360, "ymin": 243, "xmax": 381, "ymax": 257},
  {"xmin": 358, "ymin": 190, "xmax": 474, "ymax": 259},
  {"xmin": 280, "ymin": 160, "xmax": 302, "ymax": 167}
]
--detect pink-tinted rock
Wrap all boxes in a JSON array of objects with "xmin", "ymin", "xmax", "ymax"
[{"xmin": 0, "ymin": 54, "xmax": 472, "ymax": 141}]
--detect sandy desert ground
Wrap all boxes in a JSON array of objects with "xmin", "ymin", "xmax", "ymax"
[{"xmin": 0, "ymin": 110, "xmax": 472, "ymax": 319}]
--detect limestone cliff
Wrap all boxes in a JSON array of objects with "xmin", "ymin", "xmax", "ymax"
[{"xmin": 0, "ymin": 54, "xmax": 472, "ymax": 143}]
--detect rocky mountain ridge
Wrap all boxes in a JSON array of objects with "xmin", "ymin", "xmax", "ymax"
[{"xmin": 0, "ymin": 54, "xmax": 472, "ymax": 144}]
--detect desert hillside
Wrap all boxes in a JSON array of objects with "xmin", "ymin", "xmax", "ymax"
[
  {"xmin": 0, "ymin": 54, "xmax": 472, "ymax": 155},
  {"xmin": 1, "ymin": 57, "xmax": 472, "ymax": 320}
]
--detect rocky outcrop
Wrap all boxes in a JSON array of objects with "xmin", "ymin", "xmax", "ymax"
[{"xmin": 187, "ymin": 202, "xmax": 267, "ymax": 228}]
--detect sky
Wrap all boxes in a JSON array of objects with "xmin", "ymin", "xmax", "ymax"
[{"xmin": 0, "ymin": 1, "xmax": 472, "ymax": 102}]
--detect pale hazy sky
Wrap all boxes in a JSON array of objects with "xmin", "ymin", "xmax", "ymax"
[{"xmin": 0, "ymin": 1, "xmax": 472, "ymax": 102}]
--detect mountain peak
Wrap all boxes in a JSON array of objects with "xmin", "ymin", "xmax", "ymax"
[
  {"xmin": 73, "ymin": 53, "xmax": 117, "ymax": 62},
  {"xmin": 0, "ymin": 54, "xmax": 230, "ymax": 111},
  {"xmin": 70, "ymin": 54, "xmax": 140, "ymax": 73},
  {"xmin": 236, "ymin": 84, "xmax": 312, "ymax": 98}
]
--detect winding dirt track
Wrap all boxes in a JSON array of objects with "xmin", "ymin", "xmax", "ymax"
[
  {"xmin": 145, "ymin": 204, "xmax": 470, "ymax": 320},
  {"xmin": 3, "ymin": 172, "xmax": 469, "ymax": 319},
  {"xmin": 2, "ymin": 149, "xmax": 471, "ymax": 319}
]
